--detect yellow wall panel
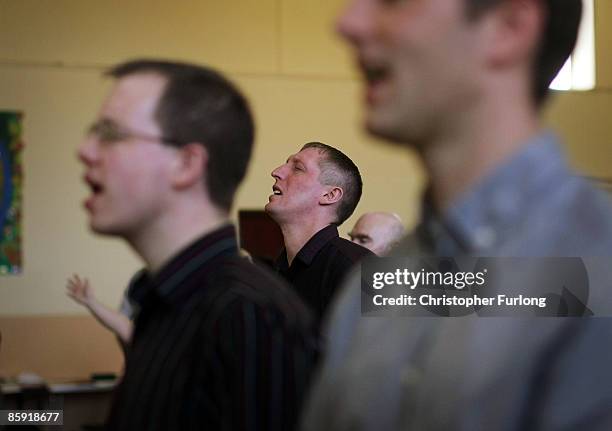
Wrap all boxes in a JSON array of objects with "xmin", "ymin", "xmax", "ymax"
[
  {"xmin": 545, "ymin": 90, "xmax": 612, "ymax": 177},
  {"xmin": 280, "ymin": 0, "xmax": 355, "ymax": 77},
  {"xmin": 0, "ymin": 0, "xmax": 278, "ymax": 74},
  {"xmin": 595, "ymin": 0, "xmax": 612, "ymax": 88}
]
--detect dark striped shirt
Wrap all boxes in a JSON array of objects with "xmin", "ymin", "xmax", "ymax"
[{"xmin": 107, "ymin": 225, "xmax": 316, "ymax": 431}]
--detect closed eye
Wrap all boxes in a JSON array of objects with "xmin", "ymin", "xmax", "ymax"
[
  {"xmin": 350, "ymin": 234, "xmax": 370, "ymax": 244},
  {"xmin": 381, "ymin": 0, "xmax": 408, "ymax": 6}
]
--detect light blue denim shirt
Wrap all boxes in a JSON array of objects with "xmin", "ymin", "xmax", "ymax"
[
  {"xmin": 301, "ymin": 132, "xmax": 612, "ymax": 431},
  {"xmin": 414, "ymin": 131, "xmax": 612, "ymax": 256}
]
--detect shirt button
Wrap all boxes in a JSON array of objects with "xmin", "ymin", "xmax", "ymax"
[{"xmin": 474, "ymin": 227, "xmax": 495, "ymax": 249}]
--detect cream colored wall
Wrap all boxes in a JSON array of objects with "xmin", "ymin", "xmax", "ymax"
[
  {"xmin": 0, "ymin": 0, "xmax": 610, "ymax": 320},
  {"xmin": 544, "ymin": 0, "xmax": 612, "ymax": 175}
]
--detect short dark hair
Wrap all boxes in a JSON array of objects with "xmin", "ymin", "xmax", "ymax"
[
  {"xmin": 465, "ymin": 0, "xmax": 582, "ymax": 107},
  {"xmin": 107, "ymin": 59, "xmax": 254, "ymax": 212},
  {"xmin": 301, "ymin": 142, "xmax": 363, "ymax": 226}
]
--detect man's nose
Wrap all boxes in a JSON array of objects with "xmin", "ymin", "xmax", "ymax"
[
  {"xmin": 336, "ymin": 0, "xmax": 373, "ymax": 48},
  {"xmin": 271, "ymin": 164, "xmax": 285, "ymax": 179},
  {"xmin": 77, "ymin": 136, "xmax": 99, "ymax": 166}
]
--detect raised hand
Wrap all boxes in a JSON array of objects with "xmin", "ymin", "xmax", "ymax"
[{"xmin": 66, "ymin": 274, "xmax": 95, "ymax": 307}]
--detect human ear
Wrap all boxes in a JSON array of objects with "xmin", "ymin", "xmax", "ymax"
[
  {"xmin": 172, "ymin": 143, "xmax": 207, "ymax": 190},
  {"xmin": 320, "ymin": 186, "xmax": 343, "ymax": 206},
  {"xmin": 484, "ymin": 0, "xmax": 544, "ymax": 68}
]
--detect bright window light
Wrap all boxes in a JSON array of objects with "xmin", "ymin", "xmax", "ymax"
[{"xmin": 550, "ymin": 0, "xmax": 595, "ymax": 91}]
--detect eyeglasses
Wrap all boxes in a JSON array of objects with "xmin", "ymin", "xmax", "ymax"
[{"xmin": 86, "ymin": 119, "xmax": 184, "ymax": 146}]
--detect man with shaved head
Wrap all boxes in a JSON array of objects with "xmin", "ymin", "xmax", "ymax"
[{"xmin": 348, "ymin": 212, "xmax": 405, "ymax": 256}]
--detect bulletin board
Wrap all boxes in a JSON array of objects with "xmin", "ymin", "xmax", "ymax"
[{"xmin": 0, "ymin": 112, "xmax": 23, "ymax": 275}]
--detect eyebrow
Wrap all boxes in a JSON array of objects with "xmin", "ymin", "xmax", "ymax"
[
  {"xmin": 287, "ymin": 155, "xmax": 306, "ymax": 166},
  {"xmin": 100, "ymin": 117, "xmax": 118, "ymax": 125},
  {"xmin": 88, "ymin": 118, "xmax": 120, "ymax": 131}
]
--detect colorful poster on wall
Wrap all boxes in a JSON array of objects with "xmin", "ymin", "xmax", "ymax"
[{"xmin": 0, "ymin": 112, "xmax": 23, "ymax": 275}]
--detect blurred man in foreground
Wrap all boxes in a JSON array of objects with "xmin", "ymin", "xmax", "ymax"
[
  {"xmin": 79, "ymin": 59, "xmax": 315, "ymax": 430},
  {"xmin": 302, "ymin": 0, "xmax": 612, "ymax": 430},
  {"xmin": 348, "ymin": 212, "xmax": 405, "ymax": 256}
]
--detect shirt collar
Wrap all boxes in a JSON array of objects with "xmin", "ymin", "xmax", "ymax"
[
  {"xmin": 278, "ymin": 224, "xmax": 339, "ymax": 270},
  {"xmin": 128, "ymin": 224, "xmax": 238, "ymax": 307},
  {"xmin": 419, "ymin": 131, "xmax": 571, "ymax": 254}
]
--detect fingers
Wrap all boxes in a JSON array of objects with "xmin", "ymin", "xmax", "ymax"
[
  {"xmin": 67, "ymin": 273, "xmax": 81, "ymax": 288},
  {"xmin": 66, "ymin": 275, "xmax": 81, "ymax": 295},
  {"xmin": 65, "ymin": 273, "xmax": 91, "ymax": 305}
]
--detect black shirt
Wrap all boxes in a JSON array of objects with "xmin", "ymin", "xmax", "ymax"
[
  {"xmin": 107, "ymin": 225, "xmax": 316, "ymax": 431},
  {"xmin": 276, "ymin": 225, "xmax": 374, "ymax": 326}
]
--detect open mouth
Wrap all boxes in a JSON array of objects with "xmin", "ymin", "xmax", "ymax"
[
  {"xmin": 272, "ymin": 185, "xmax": 282, "ymax": 196},
  {"xmin": 358, "ymin": 60, "xmax": 391, "ymax": 105},
  {"xmin": 360, "ymin": 58, "xmax": 390, "ymax": 86},
  {"xmin": 364, "ymin": 65, "xmax": 389, "ymax": 85},
  {"xmin": 85, "ymin": 176, "xmax": 104, "ymax": 196},
  {"xmin": 92, "ymin": 184, "xmax": 103, "ymax": 194}
]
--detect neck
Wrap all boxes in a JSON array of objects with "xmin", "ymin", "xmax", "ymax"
[
  {"xmin": 279, "ymin": 218, "xmax": 332, "ymax": 266},
  {"xmin": 420, "ymin": 85, "xmax": 540, "ymax": 213},
  {"xmin": 127, "ymin": 202, "xmax": 228, "ymax": 274}
]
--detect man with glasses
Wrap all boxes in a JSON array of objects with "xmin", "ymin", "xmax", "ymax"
[{"xmin": 79, "ymin": 59, "xmax": 316, "ymax": 430}]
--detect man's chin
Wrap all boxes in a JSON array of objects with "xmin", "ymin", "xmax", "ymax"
[
  {"xmin": 264, "ymin": 203, "xmax": 279, "ymax": 220},
  {"xmin": 365, "ymin": 119, "xmax": 405, "ymax": 146},
  {"xmin": 365, "ymin": 116, "xmax": 422, "ymax": 148},
  {"xmin": 88, "ymin": 220, "xmax": 122, "ymax": 237},
  {"xmin": 266, "ymin": 203, "xmax": 292, "ymax": 227}
]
